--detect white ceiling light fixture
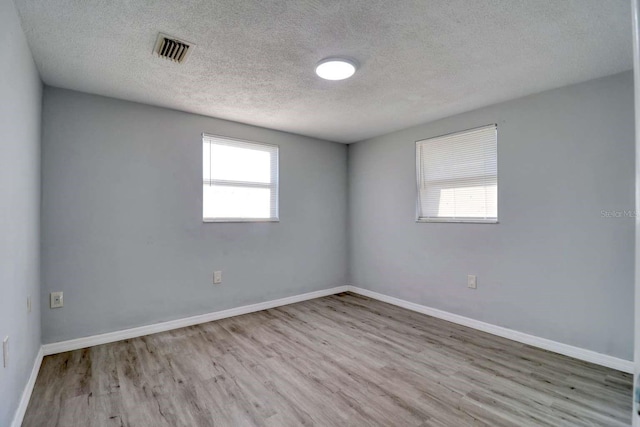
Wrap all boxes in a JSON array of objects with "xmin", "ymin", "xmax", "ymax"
[{"xmin": 315, "ymin": 58, "xmax": 358, "ymax": 81}]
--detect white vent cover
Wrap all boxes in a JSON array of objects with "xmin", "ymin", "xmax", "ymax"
[{"xmin": 153, "ymin": 33, "xmax": 194, "ymax": 63}]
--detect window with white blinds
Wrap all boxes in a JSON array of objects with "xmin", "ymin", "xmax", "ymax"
[
  {"xmin": 203, "ymin": 135, "xmax": 279, "ymax": 222},
  {"xmin": 416, "ymin": 124, "xmax": 497, "ymax": 223}
]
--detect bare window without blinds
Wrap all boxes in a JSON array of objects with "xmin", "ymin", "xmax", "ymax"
[
  {"xmin": 203, "ymin": 135, "xmax": 279, "ymax": 222},
  {"xmin": 416, "ymin": 125, "xmax": 497, "ymax": 223}
]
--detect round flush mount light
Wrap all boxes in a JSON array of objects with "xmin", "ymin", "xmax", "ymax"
[{"xmin": 315, "ymin": 58, "xmax": 357, "ymax": 80}]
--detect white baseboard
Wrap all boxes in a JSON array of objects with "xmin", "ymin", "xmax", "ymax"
[
  {"xmin": 42, "ymin": 286, "xmax": 349, "ymax": 356},
  {"xmin": 15, "ymin": 284, "xmax": 632, "ymax": 426},
  {"xmin": 40, "ymin": 284, "xmax": 633, "ymax": 373},
  {"xmin": 11, "ymin": 346, "xmax": 43, "ymax": 427},
  {"xmin": 345, "ymin": 286, "xmax": 634, "ymax": 373}
]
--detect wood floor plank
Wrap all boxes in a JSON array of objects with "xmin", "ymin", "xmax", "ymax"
[{"xmin": 22, "ymin": 292, "xmax": 632, "ymax": 426}]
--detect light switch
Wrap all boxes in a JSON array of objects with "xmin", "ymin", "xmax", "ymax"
[{"xmin": 3, "ymin": 336, "xmax": 8, "ymax": 368}]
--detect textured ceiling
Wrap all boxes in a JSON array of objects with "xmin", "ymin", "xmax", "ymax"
[{"xmin": 14, "ymin": 0, "xmax": 632, "ymax": 143}]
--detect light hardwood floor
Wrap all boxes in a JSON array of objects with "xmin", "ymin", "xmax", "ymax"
[{"xmin": 23, "ymin": 292, "xmax": 632, "ymax": 426}]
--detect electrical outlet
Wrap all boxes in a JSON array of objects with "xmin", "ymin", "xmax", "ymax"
[
  {"xmin": 27, "ymin": 296, "xmax": 31, "ymax": 313},
  {"xmin": 213, "ymin": 271, "xmax": 222, "ymax": 284},
  {"xmin": 467, "ymin": 275, "xmax": 477, "ymax": 289},
  {"xmin": 3, "ymin": 336, "xmax": 8, "ymax": 368},
  {"xmin": 50, "ymin": 292, "xmax": 64, "ymax": 308}
]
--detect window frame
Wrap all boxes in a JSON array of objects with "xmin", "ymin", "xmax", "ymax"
[
  {"xmin": 202, "ymin": 133, "xmax": 279, "ymax": 223},
  {"xmin": 415, "ymin": 124, "xmax": 498, "ymax": 224}
]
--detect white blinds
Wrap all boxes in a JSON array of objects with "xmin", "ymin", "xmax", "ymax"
[
  {"xmin": 416, "ymin": 125, "xmax": 497, "ymax": 222},
  {"xmin": 203, "ymin": 134, "xmax": 279, "ymax": 222}
]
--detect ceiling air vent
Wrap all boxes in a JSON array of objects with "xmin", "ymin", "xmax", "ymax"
[{"xmin": 153, "ymin": 33, "xmax": 194, "ymax": 64}]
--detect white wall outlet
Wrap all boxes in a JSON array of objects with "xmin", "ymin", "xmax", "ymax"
[
  {"xmin": 468, "ymin": 275, "xmax": 477, "ymax": 289},
  {"xmin": 27, "ymin": 295, "xmax": 31, "ymax": 313},
  {"xmin": 213, "ymin": 271, "xmax": 222, "ymax": 284},
  {"xmin": 50, "ymin": 291, "xmax": 64, "ymax": 308},
  {"xmin": 3, "ymin": 336, "xmax": 8, "ymax": 368}
]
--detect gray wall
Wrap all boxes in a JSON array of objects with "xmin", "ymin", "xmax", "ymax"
[
  {"xmin": 41, "ymin": 87, "xmax": 348, "ymax": 343},
  {"xmin": 349, "ymin": 71, "xmax": 635, "ymax": 360},
  {"xmin": 0, "ymin": 0, "xmax": 42, "ymax": 424},
  {"xmin": 38, "ymin": 68, "xmax": 634, "ymax": 363}
]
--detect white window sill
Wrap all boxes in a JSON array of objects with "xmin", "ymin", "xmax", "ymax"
[
  {"xmin": 416, "ymin": 218, "xmax": 498, "ymax": 224},
  {"xmin": 203, "ymin": 218, "xmax": 280, "ymax": 223}
]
